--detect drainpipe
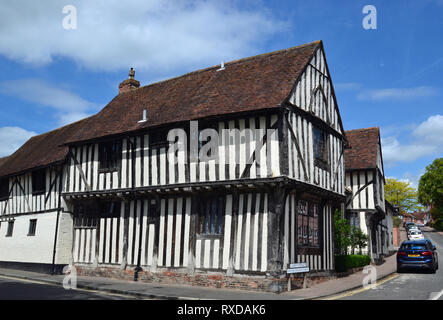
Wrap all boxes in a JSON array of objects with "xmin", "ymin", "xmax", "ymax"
[{"xmin": 51, "ymin": 165, "xmax": 63, "ymax": 275}]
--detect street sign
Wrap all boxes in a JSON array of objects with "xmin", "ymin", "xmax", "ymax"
[
  {"xmin": 287, "ymin": 267, "xmax": 310, "ymax": 274},
  {"xmin": 287, "ymin": 262, "xmax": 310, "ymax": 291},
  {"xmin": 287, "ymin": 262, "xmax": 310, "ymax": 274}
]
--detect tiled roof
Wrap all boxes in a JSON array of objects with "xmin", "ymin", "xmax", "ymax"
[
  {"xmin": 0, "ymin": 40, "xmax": 332, "ymax": 177},
  {"xmin": 0, "ymin": 156, "xmax": 9, "ymax": 168},
  {"xmin": 411, "ymin": 212, "xmax": 427, "ymax": 220},
  {"xmin": 344, "ymin": 127, "xmax": 380, "ymax": 170},
  {"xmin": 65, "ymin": 41, "xmax": 322, "ymax": 144},
  {"xmin": 0, "ymin": 118, "xmax": 90, "ymax": 177}
]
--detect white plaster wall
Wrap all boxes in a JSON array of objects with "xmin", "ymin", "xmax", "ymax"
[
  {"xmin": 359, "ymin": 211, "xmax": 369, "ymax": 255},
  {"xmin": 0, "ymin": 211, "xmax": 57, "ymax": 264},
  {"xmin": 55, "ymin": 212, "xmax": 73, "ymax": 265}
]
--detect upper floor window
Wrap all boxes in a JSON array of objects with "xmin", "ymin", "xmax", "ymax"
[
  {"xmin": 197, "ymin": 196, "xmax": 224, "ymax": 236},
  {"xmin": 99, "ymin": 140, "xmax": 122, "ymax": 172},
  {"xmin": 0, "ymin": 178, "xmax": 9, "ymax": 200},
  {"xmin": 297, "ymin": 200, "xmax": 319, "ymax": 247},
  {"xmin": 32, "ymin": 169, "xmax": 46, "ymax": 195},
  {"xmin": 149, "ymin": 130, "xmax": 169, "ymax": 148},
  {"xmin": 313, "ymin": 127, "xmax": 329, "ymax": 171}
]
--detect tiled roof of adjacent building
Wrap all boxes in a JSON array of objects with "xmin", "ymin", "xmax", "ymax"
[
  {"xmin": 0, "ymin": 117, "xmax": 90, "ymax": 177},
  {"xmin": 65, "ymin": 40, "xmax": 324, "ymax": 144},
  {"xmin": 0, "ymin": 40, "xmax": 343, "ymax": 178},
  {"xmin": 344, "ymin": 127, "xmax": 380, "ymax": 170}
]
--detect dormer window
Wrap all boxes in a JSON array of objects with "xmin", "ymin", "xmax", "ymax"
[
  {"xmin": 313, "ymin": 126, "xmax": 329, "ymax": 171},
  {"xmin": 99, "ymin": 140, "xmax": 122, "ymax": 172},
  {"xmin": 32, "ymin": 169, "xmax": 46, "ymax": 195},
  {"xmin": 0, "ymin": 178, "xmax": 8, "ymax": 200}
]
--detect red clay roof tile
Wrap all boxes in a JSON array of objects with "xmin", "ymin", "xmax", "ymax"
[{"xmin": 344, "ymin": 127, "xmax": 380, "ymax": 170}]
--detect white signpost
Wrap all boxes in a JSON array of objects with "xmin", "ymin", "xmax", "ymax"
[{"xmin": 287, "ymin": 263, "xmax": 310, "ymax": 291}]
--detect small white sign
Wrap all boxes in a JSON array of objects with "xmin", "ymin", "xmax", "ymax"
[
  {"xmin": 287, "ymin": 267, "xmax": 310, "ymax": 274},
  {"xmin": 289, "ymin": 263, "xmax": 308, "ymax": 269}
]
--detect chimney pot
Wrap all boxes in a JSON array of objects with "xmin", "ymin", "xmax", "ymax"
[{"xmin": 119, "ymin": 67, "xmax": 140, "ymax": 94}]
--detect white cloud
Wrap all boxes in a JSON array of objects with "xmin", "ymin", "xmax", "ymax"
[
  {"xmin": 0, "ymin": 0, "xmax": 285, "ymax": 73},
  {"xmin": 357, "ymin": 86, "xmax": 438, "ymax": 101},
  {"xmin": 0, "ymin": 79, "xmax": 98, "ymax": 125},
  {"xmin": 0, "ymin": 127, "xmax": 36, "ymax": 157},
  {"xmin": 382, "ymin": 114, "xmax": 443, "ymax": 167}
]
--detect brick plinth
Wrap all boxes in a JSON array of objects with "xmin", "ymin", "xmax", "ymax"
[{"xmin": 75, "ymin": 265, "xmax": 335, "ymax": 293}]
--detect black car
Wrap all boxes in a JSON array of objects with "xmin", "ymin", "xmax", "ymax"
[{"xmin": 397, "ymin": 240, "xmax": 438, "ymax": 273}]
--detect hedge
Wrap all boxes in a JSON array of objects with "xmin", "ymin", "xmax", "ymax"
[
  {"xmin": 335, "ymin": 254, "xmax": 371, "ymax": 272},
  {"xmin": 432, "ymin": 219, "xmax": 443, "ymax": 231}
]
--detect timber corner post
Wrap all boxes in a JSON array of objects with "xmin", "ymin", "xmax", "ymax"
[
  {"xmin": 266, "ymin": 183, "xmax": 288, "ymax": 293},
  {"xmin": 187, "ymin": 193, "xmax": 198, "ymax": 275},
  {"xmin": 120, "ymin": 197, "xmax": 130, "ymax": 271}
]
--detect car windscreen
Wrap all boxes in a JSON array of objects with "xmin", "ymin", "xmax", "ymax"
[{"xmin": 400, "ymin": 243, "xmax": 426, "ymax": 250}]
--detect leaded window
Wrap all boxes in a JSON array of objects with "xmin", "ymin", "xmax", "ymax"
[
  {"xmin": 313, "ymin": 126, "xmax": 329, "ymax": 170},
  {"xmin": 197, "ymin": 196, "xmax": 224, "ymax": 236},
  {"xmin": 297, "ymin": 200, "xmax": 319, "ymax": 247},
  {"xmin": 99, "ymin": 140, "xmax": 122, "ymax": 172},
  {"xmin": 32, "ymin": 169, "xmax": 46, "ymax": 195}
]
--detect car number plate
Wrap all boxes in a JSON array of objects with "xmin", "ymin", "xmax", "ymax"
[{"xmin": 408, "ymin": 254, "xmax": 420, "ymax": 257}]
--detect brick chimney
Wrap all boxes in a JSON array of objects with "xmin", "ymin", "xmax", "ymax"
[{"xmin": 119, "ymin": 68, "xmax": 140, "ymax": 94}]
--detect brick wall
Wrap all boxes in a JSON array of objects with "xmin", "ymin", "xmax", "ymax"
[{"xmin": 75, "ymin": 265, "xmax": 335, "ymax": 293}]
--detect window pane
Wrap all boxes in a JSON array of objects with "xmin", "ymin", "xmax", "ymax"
[
  {"xmin": 297, "ymin": 214, "xmax": 303, "ymax": 244},
  {"xmin": 197, "ymin": 196, "xmax": 224, "ymax": 236}
]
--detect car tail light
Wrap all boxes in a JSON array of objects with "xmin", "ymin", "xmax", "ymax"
[
  {"xmin": 397, "ymin": 251, "xmax": 407, "ymax": 256},
  {"xmin": 422, "ymin": 251, "xmax": 432, "ymax": 256}
]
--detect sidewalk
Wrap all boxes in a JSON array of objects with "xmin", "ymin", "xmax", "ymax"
[
  {"xmin": 0, "ymin": 251, "xmax": 399, "ymax": 300},
  {"xmin": 280, "ymin": 253, "xmax": 397, "ymax": 299}
]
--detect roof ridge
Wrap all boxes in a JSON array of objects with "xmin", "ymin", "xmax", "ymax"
[
  {"xmin": 26, "ymin": 114, "xmax": 95, "ymax": 140},
  {"xmin": 131, "ymin": 40, "xmax": 322, "ymax": 92},
  {"xmin": 345, "ymin": 126, "xmax": 379, "ymax": 132}
]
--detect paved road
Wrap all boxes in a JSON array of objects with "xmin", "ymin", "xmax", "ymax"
[
  {"xmin": 340, "ymin": 229, "xmax": 443, "ymax": 300},
  {"xmin": 0, "ymin": 275, "xmax": 138, "ymax": 300}
]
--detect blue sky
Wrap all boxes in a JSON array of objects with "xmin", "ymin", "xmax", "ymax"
[{"xmin": 0, "ymin": 0, "xmax": 442, "ymax": 188}]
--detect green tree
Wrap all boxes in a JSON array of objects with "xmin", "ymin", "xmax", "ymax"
[
  {"xmin": 384, "ymin": 178, "xmax": 422, "ymax": 213},
  {"xmin": 419, "ymin": 158, "xmax": 443, "ymax": 230},
  {"xmin": 352, "ymin": 228, "xmax": 369, "ymax": 255},
  {"xmin": 334, "ymin": 209, "xmax": 351, "ymax": 255},
  {"xmin": 418, "ymin": 158, "xmax": 443, "ymax": 209}
]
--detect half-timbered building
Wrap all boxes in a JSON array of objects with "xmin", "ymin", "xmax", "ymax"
[
  {"xmin": 0, "ymin": 40, "xmax": 347, "ymax": 291},
  {"xmin": 344, "ymin": 127, "xmax": 392, "ymax": 262},
  {"xmin": 0, "ymin": 119, "xmax": 89, "ymax": 273}
]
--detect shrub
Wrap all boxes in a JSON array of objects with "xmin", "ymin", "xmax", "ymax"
[
  {"xmin": 433, "ymin": 218, "xmax": 443, "ymax": 231},
  {"xmin": 335, "ymin": 254, "xmax": 371, "ymax": 272}
]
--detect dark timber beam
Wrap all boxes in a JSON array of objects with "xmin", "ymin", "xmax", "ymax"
[
  {"xmin": 187, "ymin": 194, "xmax": 198, "ymax": 274},
  {"xmin": 227, "ymin": 191, "xmax": 239, "ymax": 277},
  {"xmin": 266, "ymin": 183, "xmax": 287, "ymax": 281}
]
